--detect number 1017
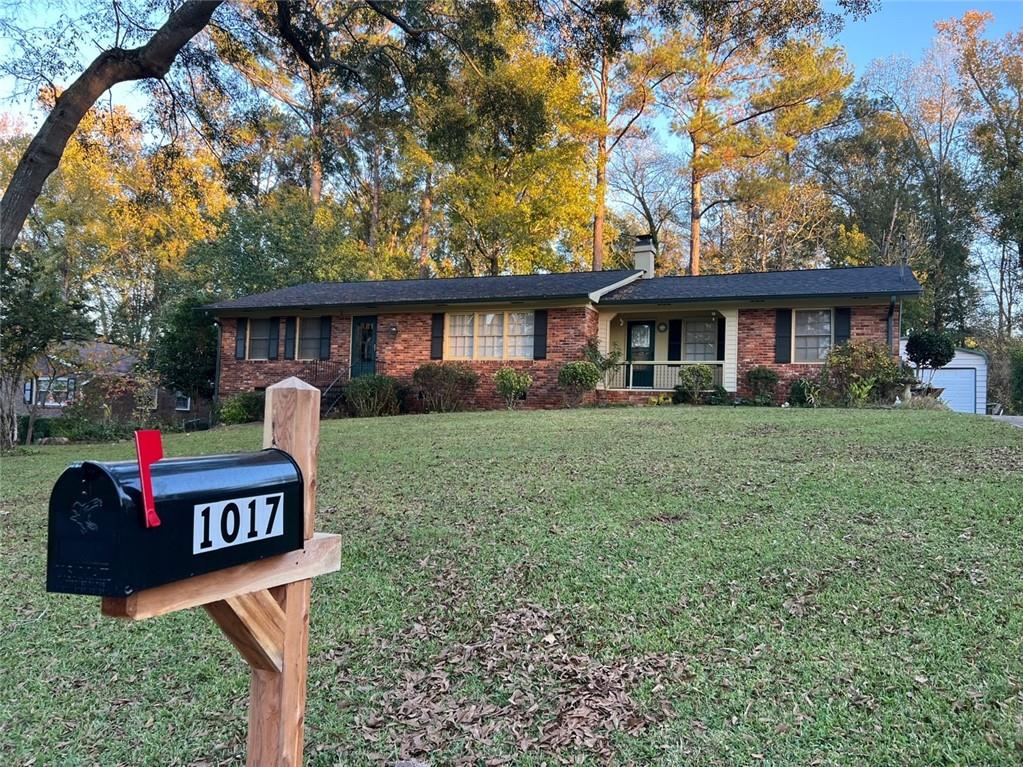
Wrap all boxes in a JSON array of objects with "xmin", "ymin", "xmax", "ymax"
[{"xmin": 193, "ymin": 494, "xmax": 284, "ymax": 554}]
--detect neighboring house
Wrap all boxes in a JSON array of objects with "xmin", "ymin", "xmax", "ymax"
[
  {"xmin": 18, "ymin": 341, "xmax": 211, "ymax": 424},
  {"xmin": 207, "ymin": 237, "xmax": 922, "ymax": 409},
  {"xmin": 899, "ymin": 339, "xmax": 988, "ymax": 415}
]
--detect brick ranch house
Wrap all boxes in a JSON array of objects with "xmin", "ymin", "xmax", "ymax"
[{"xmin": 207, "ymin": 238, "xmax": 922, "ymax": 410}]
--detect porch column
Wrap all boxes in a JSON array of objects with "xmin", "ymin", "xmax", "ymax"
[{"xmin": 721, "ymin": 308, "xmax": 738, "ymax": 392}]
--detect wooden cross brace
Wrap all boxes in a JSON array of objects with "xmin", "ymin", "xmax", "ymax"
[{"xmin": 101, "ymin": 378, "xmax": 339, "ymax": 766}]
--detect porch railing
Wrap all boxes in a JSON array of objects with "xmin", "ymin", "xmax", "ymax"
[
  {"xmin": 605, "ymin": 361, "xmax": 723, "ymax": 390},
  {"xmin": 306, "ymin": 359, "xmax": 347, "ymax": 388}
]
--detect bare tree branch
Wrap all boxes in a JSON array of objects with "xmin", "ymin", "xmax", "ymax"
[{"xmin": 1, "ymin": 0, "xmax": 223, "ymax": 268}]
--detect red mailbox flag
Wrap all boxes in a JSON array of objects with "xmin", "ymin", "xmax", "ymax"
[{"xmin": 134, "ymin": 430, "xmax": 163, "ymax": 528}]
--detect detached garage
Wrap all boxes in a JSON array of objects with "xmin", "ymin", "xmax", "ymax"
[{"xmin": 899, "ymin": 339, "xmax": 988, "ymax": 414}]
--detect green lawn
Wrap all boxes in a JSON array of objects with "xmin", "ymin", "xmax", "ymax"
[{"xmin": 1, "ymin": 407, "xmax": 1022, "ymax": 766}]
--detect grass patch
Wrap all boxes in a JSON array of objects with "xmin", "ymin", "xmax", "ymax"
[{"xmin": 1, "ymin": 407, "xmax": 1022, "ymax": 765}]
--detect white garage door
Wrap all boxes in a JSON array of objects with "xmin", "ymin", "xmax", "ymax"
[{"xmin": 929, "ymin": 368, "xmax": 977, "ymax": 414}]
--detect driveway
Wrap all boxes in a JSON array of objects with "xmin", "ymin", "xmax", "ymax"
[{"xmin": 992, "ymin": 415, "xmax": 1023, "ymax": 428}]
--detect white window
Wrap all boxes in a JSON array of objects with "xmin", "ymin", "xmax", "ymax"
[
  {"xmin": 794, "ymin": 309, "xmax": 833, "ymax": 362},
  {"xmin": 477, "ymin": 313, "xmax": 504, "ymax": 358},
  {"xmin": 175, "ymin": 392, "xmax": 192, "ymax": 412},
  {"xmin": 507, "ymin": 312, "xmax": 535, "ymax": 359},
  {"xmin": 684, "ymin": 319, "xmax": 716, "ymax": 361},
  {"xmin": 32, "ymin": 377, "xmax": 77, "ymax": 406},
  {"xmin": 297, "ymin": 318, "xmax": 326, "ymax": 360},
  {"xmin": 446, "ymin": 311, "xmax": 536, "ymax": 360},
  {"xmin": 447, "ymin": 314, "xmax": 475, "ymax": 358},
  {"xmin": 247, "ymin": 319, "xmax": 272, "ymax": 360}
]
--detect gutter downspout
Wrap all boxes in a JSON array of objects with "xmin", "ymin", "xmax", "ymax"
[
  {"xmin": 213, "ymin": 319, "xmax": 223, "ymax": 419},
  {"xmin": 886, "ymin": 296, "xmax": 896, "ymax": 353}
]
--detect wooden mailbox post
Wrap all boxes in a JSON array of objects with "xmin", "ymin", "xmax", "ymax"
[{"xmin": 100, "ymin": 377, "xmax": 340, "ymax": 766}]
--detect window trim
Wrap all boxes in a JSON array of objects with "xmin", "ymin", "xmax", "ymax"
[
  {"xmin": 791, "ymin": 308, "xmax": 834, "ymax": 364},
  {"xmin": 32, "ymin": 376, "xmax": 78, "ymax": 407},
  {"xmin": 246, "ymin": 317, "xmax": 273, "ymax": 361},
  {"xmin": 682, "ymin": 317, "xmax": 717, "ymax": 362},
  {"xmin": 295, "ymin": 317, "xmax": 322, "ymax": 361},
  {"xmin": 444, "ymin": 310, "xmax": 535, "ymax": 361},
  {"xmin": 174, "ymin": 392, "xmax": 192, "ymax": 412}
]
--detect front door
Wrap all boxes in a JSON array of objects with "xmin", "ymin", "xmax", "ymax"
[
  {"xmin": 627, "ymin": 320, "xmax": 655, "ymax": 387},
  {"xmin": 350, "ymin": 316, "xmax": 377, "ymax": 378}
]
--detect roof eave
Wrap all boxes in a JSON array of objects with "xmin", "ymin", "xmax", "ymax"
[
  {"xmin": 207, "ymin": 292, "xmax": 603, "ymax": 314},
  {"xmin": 600, "ymin": 288, "xmax": 923, "ymax": 306},
  {"xmin": 588, "ymin": 271, "xmax": 644, "ymax": 302}
]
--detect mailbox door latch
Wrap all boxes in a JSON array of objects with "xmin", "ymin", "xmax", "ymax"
[{"xmin": 134, "ymin": 430, "xmax": 163, "ymax": 528}]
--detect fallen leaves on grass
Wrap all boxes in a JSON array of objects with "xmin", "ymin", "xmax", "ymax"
[{"xmin": 352, "ymin": 603, "xmax": 691, "ymax": 764}]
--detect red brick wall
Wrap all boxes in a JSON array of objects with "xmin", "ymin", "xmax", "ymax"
[
  {"xmin": 218, "ymin": 316, "xmax": 351, "ymax": 394},
  {"xmin": 218, "ymin": 307, "xmax": 598, "ymax": 410},
  {"xmin": 737, "ymin": 303, "xmax": 900, "ymax": 402}
]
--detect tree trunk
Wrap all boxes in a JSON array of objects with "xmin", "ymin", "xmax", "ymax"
[
  {"xmin": 418, "ymin": 170, "xmax": 433, "ymax": 279},
  {"xmin": 0, "ymin": 0, "xmax": 222, "ymax": 270},
  {"xmin": 368, "ymin": 145, "xmax": 381, "ymax": 250},
  {"xmin": 592, "ymin": 54, "xmax": 609, "ymax": 272},
  {"xmin": 25, "ymin": 407, "xmax": 38, "ymax": 446},
  {"xmin": 690, "ymin": 166, "xmax": 702, "ymax": 276},
  {"xmin": 308, "ymin": 69, "xmax": 324, "ymax": 205},
  {"xmin": 0, "ymin": 375, "xmax": 21, "ymax": 450},
  {"xmin": 593, "ymin": 143, "xmax": 607, "ymax": 272}
]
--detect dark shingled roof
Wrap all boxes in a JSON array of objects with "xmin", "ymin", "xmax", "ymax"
[
  {"xmin": 206, "ymin": 269, "xmax": 641, "ymax": 312},
  {"xmin": 601, "ymin": 265, "xmax": 922, "ymax": 304}
]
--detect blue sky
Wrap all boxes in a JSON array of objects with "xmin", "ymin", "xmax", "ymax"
[
  {"xmin": 835, "ymin": 1, "xmax": 1023, "ymax": 74},
  {"xmin": 1, "ymin": 2, "xmax": 1022, "ymax": 129}
]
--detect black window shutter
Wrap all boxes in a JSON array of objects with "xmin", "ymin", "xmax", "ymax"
[
  {"xmin": 668, "ymin": 320, "xmax": 682, "ymax": 361},
  {"xmin": 268, "ymin": 317, "xmax": 280, "ymax": 360},
  {"xmin": 717, "ymin": 316, "xmax": 726, "ymax": 361},
  {"xmin": 235, "ymin": 318, "xmax": 248, "ymax": 359},
  {"xmin": 775, "ymin": 309, "xmax": 792, "ymax": 364},
  {"xmin": 533, "ymin": 310, "xmax": 548, "ymax": 360},
  {"xmin": 834, "ymin": 307, "xmax": 851, "ymax": 345},
  {"xmin": 284, "ymin": 317, "xmax": 296, "ymax": 359},
  {"xmin": 319, "ymin": 316, "xmax": 332, "ymax": 360},
  {"xmin": 430, "ymin": 314, "xmax": 444, "ymax": 359}
]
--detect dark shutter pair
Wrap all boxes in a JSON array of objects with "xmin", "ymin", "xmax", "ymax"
[
  {"xmin": 283, "ymin": 317, "xmax": 332, "ymax": 360},
  {"xmin": 774, "ymin": 308, "xmax": 851, "ymax": 363},
  {"xmin": 429, "ymin": 309, "xmax": 549, "ymax": 360}
]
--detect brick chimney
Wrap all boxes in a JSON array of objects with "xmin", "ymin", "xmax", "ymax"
[{"xmin": 633, "ymin": 234, "xmax": 656, "ymax": 279}]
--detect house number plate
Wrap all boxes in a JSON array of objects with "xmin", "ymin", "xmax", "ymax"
[{"xmin": 193, "ymin": 494, "xmax": 284, "ymax": 554}]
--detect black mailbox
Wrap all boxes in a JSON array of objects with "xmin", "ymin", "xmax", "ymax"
[{"xmin": 47, "ymin": 449, "xmax": 304, "ymax": 597}]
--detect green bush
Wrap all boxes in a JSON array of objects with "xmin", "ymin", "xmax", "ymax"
[
  {"xmin": 673, "ymin": 364, "xmax": 714, "ymax": 404},
  {"xmin": 219, "ymin": 391, "xmax": 266, "ymax": 424},
  {"xmin": 17, "ymin": 415, "xmax": 53, "ymax": 443},
  {"xmin": 411, "ymin": 362, "xmax": 479, "ymax": 412},
  {"xmin": 493, "ymin": 367, "xmax": 533, "ymax": 409},
  {"xmin": 55, "ymin": 419, "xmax": 135, "ymax": 442},
  {"xmin": 821, "ymin": 340, "xmax": 905, "ymax": 406},
  {"xmin": 583, "ymin": 337, "xmax": 622, "ymax": 385},
  {"xmin": 746, "ymin": 366, "xmax": 780, "ymax": 406},
  {"xmin": 346, "ymin": 374, "xmax": 402, "ymax": 417},
  {"xmin": 1011, "ymin": 346, "xmax": 1023, "ymax": 413},
  {"xmin": 788, "ymin": 378, "xmax": 822, "ymax": 408},
  {"xmin": 558, "ymin": 361, "xmax": 601, "ymax": 407},
  {"xmin": 897, "ymin": 395, "xmax": 950, "ymax": 411},
  {"xmin": 707, "ymin": 385, "xmax": 731, "ymax": 405},
  {"xmin": 905, "ymin": 329, "xmax": 956, "ymax": 389}
]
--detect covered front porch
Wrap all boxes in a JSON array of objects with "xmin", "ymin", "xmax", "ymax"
[{"xmin": 596, "ymin": 307, "xmax": 738, "ymax": 393}]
